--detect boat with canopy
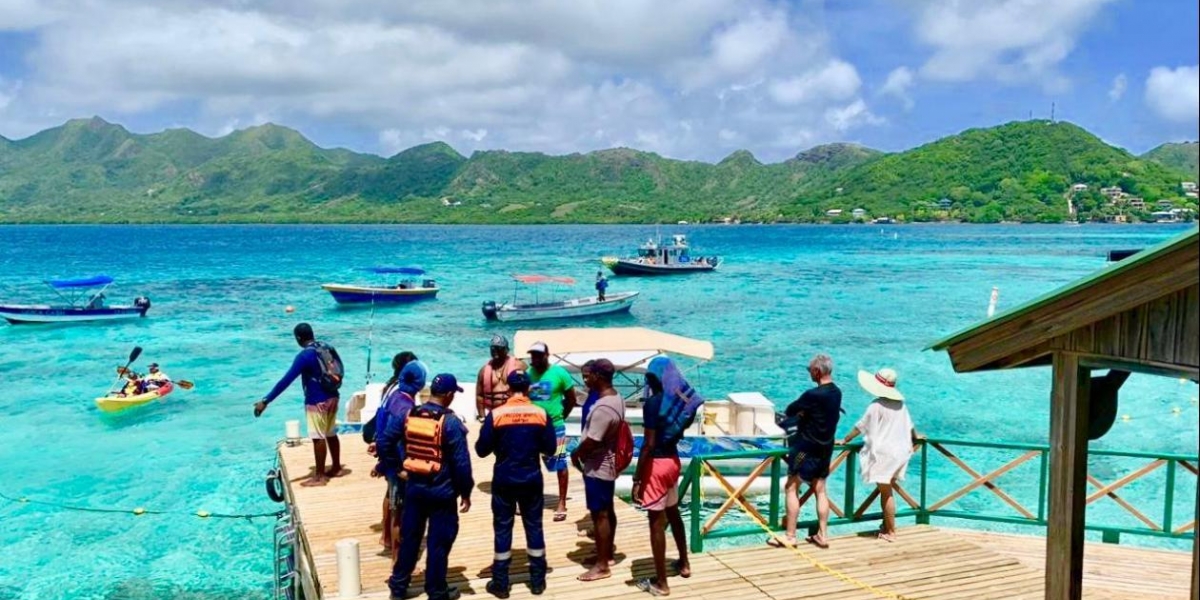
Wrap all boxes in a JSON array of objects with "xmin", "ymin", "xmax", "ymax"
[
  {"xmin": 481, "ymin": 274, "xmax": 638, "ymax": 322},
  {"xmin": 602, "ymin": 233, "xmax": 721, "ymax": 276},
  {"xmin": 321, "ymin": 266, "xmax": 439, "ymax": 304},
  {"xmin": 0, "ymin": 276, "xmax": 151, "ymax": 324}
]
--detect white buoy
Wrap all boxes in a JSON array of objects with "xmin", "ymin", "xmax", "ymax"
[
  {"xmin": 285, "ymin": 420, "xmax": 302, "ymax": 446},
  {"xmin": 335, "ymin": 539, "xmax": 361, "ymax": 598},
  {"xmin": 987, "ymin": 286, "xmax": 1000, "ymax": 318}
]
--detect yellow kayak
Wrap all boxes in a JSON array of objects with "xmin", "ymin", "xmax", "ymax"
[{"xmin": 95, "ymin": 382, "xmax": 175, "ymax": 412}]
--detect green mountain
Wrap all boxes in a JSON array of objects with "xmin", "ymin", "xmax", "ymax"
[
  {"xmin": 809, "ymin": 121, "xmax": 1193, "ymax": 223},
  {"xmin": 1142, "ymin": 142, "xmax": 1199, "ymax": 178},
  {"xmin": 0, "ymin": 117, "xmax": 1193, "ymax": 223}
]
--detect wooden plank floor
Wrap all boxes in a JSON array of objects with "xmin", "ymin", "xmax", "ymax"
[{"xmin": 279, "ymin": 433, "xmax": 1192, "ymax": 600}]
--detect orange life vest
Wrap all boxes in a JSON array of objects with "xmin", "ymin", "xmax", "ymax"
[
  {"xmin": 403, "ymin": 405, "xmax": 447, "ymax": 476},
  {"xmin": 491, "ymin": 394, "xmax": 548, "ymax": 429}
]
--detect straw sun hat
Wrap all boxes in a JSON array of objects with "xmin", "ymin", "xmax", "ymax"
[{"xmin": 857, "ymin": 368, "xmax": 905, "ymax": 401}]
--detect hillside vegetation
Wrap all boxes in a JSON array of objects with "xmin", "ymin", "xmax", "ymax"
[
  {"xmin": 0, "ymin": 117, "xmax": 1194, "ymax": 224},
  {"xmin": 1142, "ymin": 142, "xmax": 1199, "ymax": 179}
]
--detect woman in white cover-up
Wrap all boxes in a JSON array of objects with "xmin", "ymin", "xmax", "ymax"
[{"xmin": 842, "ymin": 367, "xmax": 921, "ymax": 542}]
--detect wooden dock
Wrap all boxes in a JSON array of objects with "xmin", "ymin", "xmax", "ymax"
[{"xmin": 278, "ymin": 434, "xmax": 1193, "ymax": 600}]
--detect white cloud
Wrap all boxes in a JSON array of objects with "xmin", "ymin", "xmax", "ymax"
[
  {"xmin": 908, "ymin": 0, "xmax": 1116, "ymax": 89},
  {"xmin": 0, "ymin": 0, "xmax": 884, "ymax": 161},
  {"xmin": 767, "ymin": 60, "xmax": 861, "ymax": 106},
  {"xmin": 1108, "ymin": 73, "xmax": 1127, "ymax": 102},
  {"xmin": 824, "ymin": 99, "xmax": 884, "ymax": 131},
  {"xmin": 880, "ymin": 66, "xmax": 915, "ymax": 110},
  {"xmin": 1144, "ymin": 65, "xmax": 1199, "ymax": 123}
]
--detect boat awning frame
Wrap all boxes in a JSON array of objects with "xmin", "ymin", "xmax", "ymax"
[{"xmin": 45, "ymin": 275, "xmax": 114, "ymax": 288}]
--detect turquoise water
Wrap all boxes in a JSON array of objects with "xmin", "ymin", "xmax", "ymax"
[{"xmin": 1, "ymin": 224, "xmax": 1196, "ymax": 599}]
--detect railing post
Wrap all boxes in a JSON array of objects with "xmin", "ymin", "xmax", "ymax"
[
  {"xmin": 844, "ymin": 451, "xmax": 857, "ymax": 521},
  {"xmin": 1163, "ymin": 459, "xmax": 1177, "ymax": 533},
  {"xmin": 689, "ymin": 458, "xmax": 703, "ymax": 554},
  {"xmin": 769, "ymin": 454, "xmax": 782, "ymax": 530},
  {"xmin": 1037, "ymin": 448, "xmax": 1049, "ymax": 523},
  {"xmin": 917, "ymin": 440, "xmax": 930, "ymax": 525},
  {"xmin": 1102, "ymin": 530, "xmax": 1121, "ymax": 544}
]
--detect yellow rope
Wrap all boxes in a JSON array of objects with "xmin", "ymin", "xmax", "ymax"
[{"xmin": 700, "ymin": 462, "xmax": 909, "ymax": 600}]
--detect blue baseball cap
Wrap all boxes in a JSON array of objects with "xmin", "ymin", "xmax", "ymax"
[
  {"xmin": 430, "ymin": 373, "xmax": 464, "ymax": 395},
  {"xmin": 506, "ymin": 370, "xmax": 531, "ymax": 388}
]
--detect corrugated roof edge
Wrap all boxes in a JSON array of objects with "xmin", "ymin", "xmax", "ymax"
[{"xmin": 926, "ymin": 226, "xmax": 1199, "ymax": 352}]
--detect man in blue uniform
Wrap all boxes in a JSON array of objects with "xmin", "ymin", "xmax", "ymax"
[
  {"xmin": 375, "ymin": 373, "xmax": 474, "ymax": 600},
  {"xmin": 475, "ymin": 371, "xmax": 557, "ymax": 598}
]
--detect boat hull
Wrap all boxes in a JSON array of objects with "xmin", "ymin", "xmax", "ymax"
[
  {"xmin": 95, "ymin": 382, "xmax": 175, "ymax": 412},
  {"xmin": 0, "ymin": 305, "xmax": 148, "ymax": 324},
  {"xmin": 485, "ymin": 291, "xmax": 638, "ymax": 322},
  {"xmin": 321, "ymin": 284, "xmax": 439, "ymax": 304},
  {"xmin": 603, "ymin": 258, "xmax": 720, "ymax": 276}
]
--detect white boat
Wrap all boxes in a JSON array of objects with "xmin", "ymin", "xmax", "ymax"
[
  {"xmin": 481, "ymin": 275, "xmax": 638, "ymax": 322},
  {"xmin": 0, "ymin": 275, "xmax": 151, "ymax": 325}
]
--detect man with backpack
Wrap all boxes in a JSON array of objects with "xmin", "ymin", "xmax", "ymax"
[
  {"xmin": 475, "ymin": 371, "xmax": 557, "ymax": 598},
  {"xmin": 570, "ymin": 358, "xmax": 629, "ymax": 583},
  {"xmin": 374, "ymin": 373, "xmax": 474, "ymax": 600},
  {"xmin": 632, "ymin": 357, "xmax": 702, "ymax": 596},
  {"xmin": 255, "ymin": 322, "xmax": 346, "ymax": 487}
]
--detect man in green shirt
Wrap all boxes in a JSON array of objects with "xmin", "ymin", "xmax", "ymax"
[{"xmin": 527, "ymin": 341, "xmax": 578, "ymax": 521}]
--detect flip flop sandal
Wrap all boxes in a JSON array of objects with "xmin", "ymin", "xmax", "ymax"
[
  {"xmin": 670, "ymin": 559, "xmax": 691, "ymax": 578},
  {"xmin": 635, "ymin": 579, "xmax": 668, "ymax": 597},
  {"xmin": 805, "ymin": 535, "xmax": 830, "ymax": 549},
  {"xmin": 553, "ymin": 511, "xmax": 568, "ymax": 522},
  {"xmin": 766, "ymin": 536, "xmax": 797, "ymax": 548}
]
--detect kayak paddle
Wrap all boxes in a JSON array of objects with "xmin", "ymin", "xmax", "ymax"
[{"xmin": 108, "ymin": 346, "xmax": 143, "ymax": 394}]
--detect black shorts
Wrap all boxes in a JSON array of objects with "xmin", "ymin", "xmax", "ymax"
[
  {"xmin": 387, "ymin": 476, "xmax": 406, "ymax": 513},
  {"xmin": 787, "ymin": 449, "xmax": 831, "ymax": 482}
]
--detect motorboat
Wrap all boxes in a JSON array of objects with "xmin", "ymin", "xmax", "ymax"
[
  {"xmin": 481, "ymin": 275, "xmax": 638, "ymax": 322},
  {"xmin": 602, "ymin": 233, "xmax": 720, "ymax": 275},
  {"xmin": 321, "ymin": 266, "xmax": 439, "ymax": 305},
  {"xmin": 0, "ymin": 275, "xmax": 151, "ymax": 324}
]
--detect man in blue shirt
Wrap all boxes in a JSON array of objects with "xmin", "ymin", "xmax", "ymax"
[
  {"xmin": 374, "ymin": 373, "xmax": 474, "ymax": 600},
  {"xmin": 475, "ymin": 371, "xmax": 557, "ymax": 597},
  {"xmin": 254, "ymin": 323, "xmax": 343, "ymax": 487}
]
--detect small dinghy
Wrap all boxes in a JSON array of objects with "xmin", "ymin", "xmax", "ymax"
[
  {"xmin": 482, "ymin": 275, "xmax": 638, "ymax": 322},
  {"xmin": 321, "ymin": 267, "xmax": 439, "ymax": 305}
]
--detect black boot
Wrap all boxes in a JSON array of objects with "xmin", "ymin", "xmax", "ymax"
[
  {"xmin": 529, "ymin": 554, "xmax": 547, "ymax": 595},
  {"xmin": 487, "ymin": 558, "xmax": 512, "ymax": 598}
]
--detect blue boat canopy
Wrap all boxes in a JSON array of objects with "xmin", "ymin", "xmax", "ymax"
[
  {"xmin": 46, "ymin": 275, "xmax": 114, "ymax": 289},
  {"xmin": 361, "ymin": 266, "xmax": 425, "ymax": 275}
]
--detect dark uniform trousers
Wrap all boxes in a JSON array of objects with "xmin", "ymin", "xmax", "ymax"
[
  {"xmin": 491, "ymin": 482, "xmax": 547, "ymax": 587},
  {"xmin": 389, "ymin": 496, "xmax": 460, "ymax": 600}
]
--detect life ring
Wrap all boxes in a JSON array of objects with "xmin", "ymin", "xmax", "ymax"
[{"xmin": 265, "ymin": 468, "xmax": 286, "ymax": 503}]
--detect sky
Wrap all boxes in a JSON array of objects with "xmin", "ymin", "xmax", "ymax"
[{"xmin": 0, "ymin": 0, "xmax": 1197, "ymax": 163}]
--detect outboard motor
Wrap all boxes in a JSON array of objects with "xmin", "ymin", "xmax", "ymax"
[
  {"xmin": 481, "ymin": 300, "xmax": 499, "ymax": 321},
  {"xmin": 134, "ymin": 296, "xmax": 152, "ymax": 317}
]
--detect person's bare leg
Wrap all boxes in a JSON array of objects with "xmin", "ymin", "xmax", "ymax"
[
  {"xmin": 648, "ymin": 511, "xmax": 670, "ymax": 595},
  {"xmin": 878, "ymin": 483, "xmax": 897, "ymax": 540},
  {"xmin": 665, "ymin": 505, "xmax": 690, "ymax": 577},
  {"xmin": 780, "ymin": 475, "xmax": 800, "ymax": 544},
  {"xmin": 303, "ymin": 439, "xmax": 328, "ymax": 486},
  {"xmin": 326, "ymin": 436, "xmax": 344, "ymax": 477},
  {"xmin": 556, "ymin": 469, "xmax": 569, "ymax": 515},
  {"xmin": 578, "ymin": 509, "xmax": 612, "ymax": 581},
  {"xmin": 814, "ymin": 477, "xmax": 830, "ymax": 545},
  {"xmin": 381, "ymin": 498, "xmax": 391, "ymax": 547}
]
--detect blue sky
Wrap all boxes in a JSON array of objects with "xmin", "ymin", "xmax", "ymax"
[{"xmin": 0, "ymin": 0, "xmax": 1196, "ymax": 162}]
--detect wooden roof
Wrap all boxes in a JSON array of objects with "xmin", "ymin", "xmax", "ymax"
[{"xmin": 930, "ymin": 227, "xmax": 1199, "ymax": 374}]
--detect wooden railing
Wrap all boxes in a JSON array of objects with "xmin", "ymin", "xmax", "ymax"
[{"xmin": 680, "ymin": 438, "xmax": 1198, "ymax": 552}]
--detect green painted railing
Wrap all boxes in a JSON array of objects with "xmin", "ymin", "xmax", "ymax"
[{"xmin": 679, "ymin": 438, "xmax": 1198, "ymax": 552}]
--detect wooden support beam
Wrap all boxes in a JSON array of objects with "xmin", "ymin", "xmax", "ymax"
[
  {"xmin": 1192, "ymin": 479, "xmax": 1198, "ymax": 600},
  {"xmin": 1046, "ymin": 352, "xmax": 1090, "ymax": 600}
]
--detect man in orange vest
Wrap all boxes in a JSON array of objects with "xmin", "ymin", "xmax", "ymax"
[
  {"xmin": 475, "ymin": 371, "xmax": 557, "ymax": 597},
  {"xmin": 475, "ymin": 335, "xmax": 526, "ymax": 422}
]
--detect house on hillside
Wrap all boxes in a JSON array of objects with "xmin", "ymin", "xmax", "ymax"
[
  {"xmin": 1157, "ymin": 199, "xmax": 1176, "ymax": 209},
  {"xmin": 1100, "ymin": 186, "xmax": 1124, "ymax": 198},
  {"xmin": 851, "ymin": 208, "xmax": 867, "ymax": 219},
  {"xmin": 1127, "ymin": 197, "xmax": 1146, "ymax": 209},
  {"xmin": 825, "ymin": 209, "xmax": 843, "ymax": 217},
  {"xmin": 1182, "ymin": 182, "xmax": 1197, "ymax": 193},
  {"xmin": 1070, "ymin": 183, "xmax": 1088, "ymax": 192},
  {"xmin": 938, "ymin": 197, "xmax": 953, "ymax": 209}
]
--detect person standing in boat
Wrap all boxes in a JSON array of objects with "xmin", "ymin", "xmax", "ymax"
[
  {"xmin": 631, "ymin": 357, "xmax": 701, "ymax": 596},
  {"xmin": 773, "ymin": 354, "xmax": 842, "ymax": 550},
  {"xmin": 375, "ymin": 374, "xmax": 473, "ymax": 600},
  {"xmin": 841, "ymin": 367, "xmax": 920, "ymax": 543},
  {"xmin": 527, "ymin": 341, "xmax": 577, "ymax": 522},
  {"xmin": 475, "ymin": 335, "xmax": 526, "ymax": 422},
  {"xmin": 475, "ymin": 371, "xmax": 557, "ymax": 598},
  {"xmin": 254, "ymin": 323, "xmax": 346, "ymax": 487},
  {"xmin": 595, "ymin": 272, "xmax": 608, "ymax": 302}
]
